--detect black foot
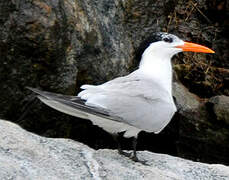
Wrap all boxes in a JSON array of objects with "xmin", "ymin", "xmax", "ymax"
[
  {"xmin": 118, "ymin": 149, "xmax": 132, "ymax": 158},
  {"xmin": 112, "ymin": 134, "xmax": 148, "ymax": 165},
  {"xmin": 130, "ymin": 153, "xmax": 148, "ymax": 165}
]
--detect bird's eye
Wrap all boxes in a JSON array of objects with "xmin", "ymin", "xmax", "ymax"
[{"xmin": 163, "ymin": 37, "xmax": 173, "ymax": 43}]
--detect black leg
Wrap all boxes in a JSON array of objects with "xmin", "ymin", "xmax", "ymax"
[
  {"xmin": 130, "ymin": 137, "xmax": 147, "ymax": 165},
  {"xmin": 112, "ymin": 134, "xmax": 131, "ymax": 158},
  {"xmin": 112, "ymin": 134, "xmax": 147, "ymax": 165},
  {"xmin": 131, "ymin": 137, "xmax": 138, "ymax": 161}
]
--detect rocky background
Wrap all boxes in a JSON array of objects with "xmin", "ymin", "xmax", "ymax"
[{"xmin": 0, "ymin": 0, "xmax": 228, "ymax": 165}]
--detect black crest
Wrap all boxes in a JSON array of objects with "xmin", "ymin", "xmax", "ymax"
[{"xmin": 135, "ymin": 32, "xmax": 176, "ymax": 62}]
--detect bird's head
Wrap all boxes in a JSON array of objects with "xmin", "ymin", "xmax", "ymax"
[{"xmin": 140, "ymin": 32, "xmax": 215, "ymax": 60}]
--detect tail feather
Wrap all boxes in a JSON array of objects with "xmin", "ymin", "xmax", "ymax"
[
  {"xmin": 27, "ymin": 87, "xmax": 122, "ymax": 121},
  {"xmin": 27, "ymin": 87, "xmax": 141, "ymax": 138},
  {"xmin": 37, "ymin": 95, "xmax": 88, "ymax": 119}
]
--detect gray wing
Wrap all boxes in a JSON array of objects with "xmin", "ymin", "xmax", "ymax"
[
  {"xmin": 79, "ymin": 71, "xmax": 168, "ymax": 101},
  {"xmin": 27, "ymin": 87, "xmax": 123, "ymax": 122},
  {"xmin": 78, "ymin": 70, "xmax": 176, "ymax": 133}
]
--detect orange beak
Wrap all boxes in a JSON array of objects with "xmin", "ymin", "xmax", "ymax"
[{"xmin": 176, "ymin": 42, "xmax": 215, "ymax": 53}]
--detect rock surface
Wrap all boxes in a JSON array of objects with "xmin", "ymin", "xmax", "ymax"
[
  {"xmin": 1, "ymin": 119, "xmax": 229, "ymax": 180},
  {"xmin": 0, "ymin": 0, "xmax": 134, "ymax": 119},
  {"xmin": 171, "ymin": 83, "xmax": 229, "ymax": 164},
  {"xmin": 209, "ymin": 95, "xmax": 229, "ymax": 125}
]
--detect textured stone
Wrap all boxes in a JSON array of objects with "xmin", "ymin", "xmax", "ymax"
[
  {"xmin": 0, "ymin": 0, "xmax": 134, "ymax": 120},
  {"xmin": 173, "ymin": 82, "xmax": 200, "ymax": 111},
  {"xmin": 1, "ymin": 119, "xmax": 229, "ymax": 180},
  {"xmin": 172, "ymin": 82, "xmax": 229, "ymax": 164},
  {"xmin": 209, "ymin": 95, "xmax": 229, "ymax": 125}
]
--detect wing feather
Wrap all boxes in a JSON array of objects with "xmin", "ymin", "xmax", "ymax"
[{"xmin": 78, "ymin": 70, "xmax": 176, "ymax": 132}]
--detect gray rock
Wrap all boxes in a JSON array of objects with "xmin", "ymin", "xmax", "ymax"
[
  {"xmin": 173, "ymin": 82, "xmax": 200, "ymax": 112},
  {"xmin": 172, "ymin": 82, "xmax": 229, "ymax": 164},
  {"xmin": 1, "ymin": 119, "xmax": 229, "ymax": 180},
  {"xmin": 209, "ymin": 95, "xmax": 229, "ymax": 125},
  {"xmin": 0, "ymin": 0, "xmax": 134, "ymax": 119}
]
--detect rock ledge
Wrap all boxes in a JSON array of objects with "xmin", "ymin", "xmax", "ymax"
[{"xmin": 0, "ymin": 119, "xmax": 228, "ymax": 180}]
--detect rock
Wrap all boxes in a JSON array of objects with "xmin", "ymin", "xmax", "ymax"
[
  {"xmin": 0, "ymin": 0, "xmax": 134, "ymax": 120},
  {"xmin": 209, "ymin": 95, "xmax": 229, "ymax": 125},
  {"xmin": 1, "ymin": 119, "xmax": 229, "ymax": 180},
  {"xmin": 173, "ymin": 64, "xmax": 229, "ymax": 98},
  {"xmin": 171, "ymin": 82, "xmax": 229, "ymax": 165},
  {"xmin": 173, "ymin": 82, "xmax": 200, "ymax": 112}
]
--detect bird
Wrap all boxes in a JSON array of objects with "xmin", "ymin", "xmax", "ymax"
[{"xmin": 28, "ymin": 32, "xmax": 214, "ymax": 163}]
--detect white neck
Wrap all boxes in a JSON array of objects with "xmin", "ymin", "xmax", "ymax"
[{"xmin": 139, "ymin": 47, "xmax": 173, "ymax": 96}]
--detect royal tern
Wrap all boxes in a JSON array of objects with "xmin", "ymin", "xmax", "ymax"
[{"xmin": 28, "ymin": 32, "xmax": 214, "ymax": 162}]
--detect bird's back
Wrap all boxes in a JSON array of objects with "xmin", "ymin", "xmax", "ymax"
[{"xmin": 78, "ymin": 70, "xmax": 177, "ymax": 134}]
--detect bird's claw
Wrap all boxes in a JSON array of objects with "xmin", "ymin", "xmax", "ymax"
[
  {"xmin": 118, "ymin": 150, "xmax": 148, "ymax": 165},
  {"xmin": 118, "ymin": 149, "xmax": 132, "ymax": 158},
  {"xmin": 130, "ymin": 155, "xmax": 148, "ymax": 165}
]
